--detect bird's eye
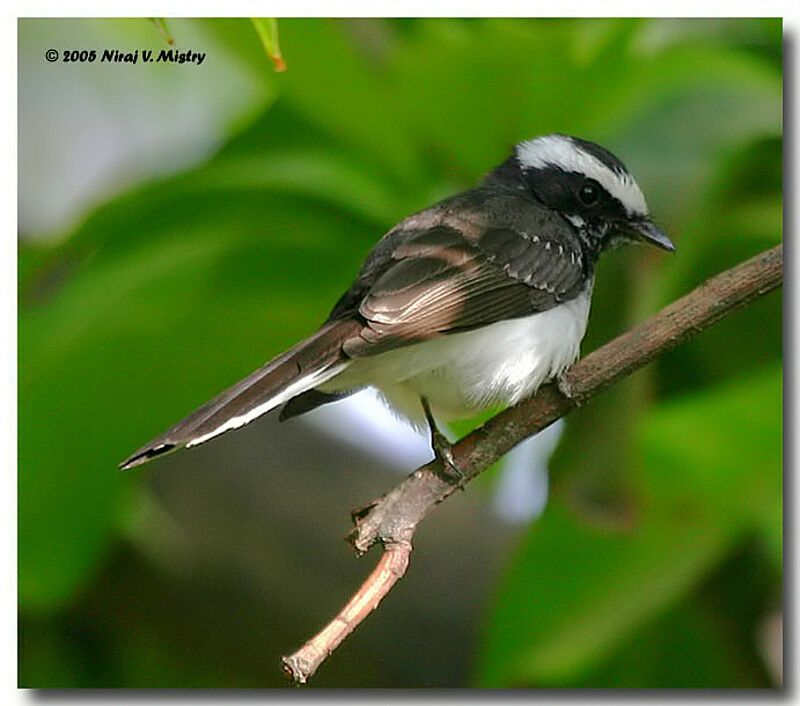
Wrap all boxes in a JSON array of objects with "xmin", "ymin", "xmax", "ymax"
[{"xmin": 578, "ymin": 180, "xmax": 601, "ymax": 206}]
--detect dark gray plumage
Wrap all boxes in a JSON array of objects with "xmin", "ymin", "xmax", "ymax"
[{"xmin": 120, "ymin": 134, "xmax": 672, "ymax": 471}]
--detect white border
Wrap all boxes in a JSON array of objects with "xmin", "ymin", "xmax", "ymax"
[{"xmin": 5, "ymin": 8, "xmax": 796, "ymax": 705}]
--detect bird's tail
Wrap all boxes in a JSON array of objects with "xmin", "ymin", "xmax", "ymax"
[{"xmin": 119, "ymin": 319, "xmax": 360, "ymax": 470}]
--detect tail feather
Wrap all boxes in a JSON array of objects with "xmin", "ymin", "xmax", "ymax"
[{"xmin": 119, "ymin": 319, "xmax": 360, "ymax": 469}]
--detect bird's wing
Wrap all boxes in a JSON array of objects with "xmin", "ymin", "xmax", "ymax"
[{"xmin": 342, "ymin": 224, "xmax": 585, "ymax": 357}]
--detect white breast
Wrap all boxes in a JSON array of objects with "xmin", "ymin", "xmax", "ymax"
[{"xmin": 324, "ymin": 282, "xmax": 593, "ymax": 427}]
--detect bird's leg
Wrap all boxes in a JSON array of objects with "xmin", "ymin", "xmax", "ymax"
[{"xmin": 421, "ymin": 397, "xmax": 465, "ymax": 488}]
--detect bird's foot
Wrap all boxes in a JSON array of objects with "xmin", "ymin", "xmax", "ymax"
[
  {"xmin": 421, "ymin": 397, "xmax": 466, "ymax": 490},
  {"xmin": 557, "ymin": 373, "xmax": 582, "ymax": 406},
  {"xmin": 430, "ymin": 427, "xmax": 466, "ymax": 489}
]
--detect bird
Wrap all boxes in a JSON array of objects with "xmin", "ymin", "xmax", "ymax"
[{"xmin": 120, "ymin": 134, "xmax": 674, "ymax": 477}]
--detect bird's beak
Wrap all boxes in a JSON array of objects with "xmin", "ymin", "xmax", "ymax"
[{"xmin": 629, "ymin": 219, "xmax": 675, "ymax": 252}]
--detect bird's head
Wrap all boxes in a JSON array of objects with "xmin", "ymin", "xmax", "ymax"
[{"xmin": 507, "ymin": 134, "xmax": 674, "ymax": 254}]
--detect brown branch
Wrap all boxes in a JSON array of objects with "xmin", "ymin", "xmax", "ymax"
[{"xmin": 281, "ymin": 244, "xmax": 783, "ymax": 684}]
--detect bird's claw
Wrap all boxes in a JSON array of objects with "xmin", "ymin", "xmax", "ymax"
[
  {"xmin": 431, "ymin": 432, "xmax": 466, "ymax": 489},
  {"xmin": 422, "ymin": 397, "xmax": 467, "ymax": 490},
  {"xmin": 557, "ymin": 373, "xmax": 581, "ymax": 406}
]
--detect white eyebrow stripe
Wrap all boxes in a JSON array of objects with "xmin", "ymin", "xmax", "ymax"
[{"xmin": 515, "ymin": 135, "xmax": 648, "ymax": 217}]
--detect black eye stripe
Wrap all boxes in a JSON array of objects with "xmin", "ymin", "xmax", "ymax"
[{"xmin": 521, "ymin": 165, "xmax": 633, "ymax": 219}]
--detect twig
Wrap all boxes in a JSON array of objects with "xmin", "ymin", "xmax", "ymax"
[
  {"xmin": 281, "ymin": 542, "xmax": 410, "ymax": 684},
  {"xmin": 282, "ymin": 245, "xmax": 783, "ymax": 683}
]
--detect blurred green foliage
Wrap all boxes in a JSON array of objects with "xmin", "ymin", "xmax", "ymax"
[{"xmin": 19, "ymin": 18, "xmax": 781, "ymax": 687}]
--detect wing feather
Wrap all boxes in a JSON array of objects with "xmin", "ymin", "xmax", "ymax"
[{"xmin": 343, "ymin": 224, "xmax": 584, "ymax": 358}]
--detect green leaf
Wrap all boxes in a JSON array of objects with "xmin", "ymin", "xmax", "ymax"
[
  {"xmin": 250, "ymin": 18, "xmax": 286, "ymax": 72},
  {"xmin": 574, "ymin": 598, "xmax": 766, "ymax": 687},
  {"xmin": 149, "ymin": 18, "xmax": 174, "ymax": 45}
]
